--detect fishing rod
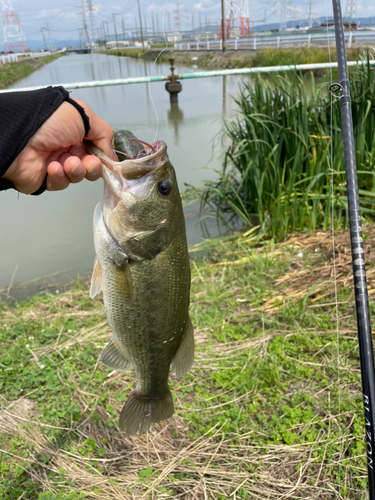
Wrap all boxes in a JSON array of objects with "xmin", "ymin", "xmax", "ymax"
[{"xmin": 331, "ymin": 0, "xmax": 375, "ymax": 496}]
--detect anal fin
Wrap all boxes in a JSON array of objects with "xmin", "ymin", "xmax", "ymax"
[
  {"xmin": 171, "ymin": 316, "xmax": 195, "ymax": 378},
  {"xmin": 100, "ymin": 338, "xmax": 133, "ymax": 371}
]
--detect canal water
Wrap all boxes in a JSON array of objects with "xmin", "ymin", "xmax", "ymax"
[{"xmin": 0, "ymin": 52, "xmax": 248, "ymax": 297}]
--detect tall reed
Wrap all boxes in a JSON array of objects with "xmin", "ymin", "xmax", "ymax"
[{"xmin": 200, "ymin": 57, "xmax": 375, "ymax": 240}]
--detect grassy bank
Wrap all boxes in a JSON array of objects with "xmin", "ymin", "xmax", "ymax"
[
  {"xmin": 0, "ymin": 62, "xmax": 35, "ymax": 88},
  {"xmin": 102, "ymin": 48, "xmax": 146, "ymax": 59},
  {"xmin": 0, "ymin": 53, "xmax": 65, "ymax": 88},
  {"xmin": 198, "ymin": 58, "xmax": 375, "ymax": 240},
  {"xmin": 101, "ymin": 46, "xmax": 363, "ymax": 71},
  {"xmin": 0, "ymin": 226, "xmax": 372, "ymax": 499},
  {"xmin": 101, "ymin": 47, "xmax": 172, "ymax": 61},
  {"xmin": 170, "ymin": 46, "xmax": 363, "ymax": 70}
]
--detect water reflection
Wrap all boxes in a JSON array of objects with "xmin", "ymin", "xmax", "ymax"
[
  {"xmin": 0, "ymin": 53, "xmax": 246, "ymax": 291},
  {"xmin": 167, "ymin": 103, "xmax": 184, "ymax": 143}
]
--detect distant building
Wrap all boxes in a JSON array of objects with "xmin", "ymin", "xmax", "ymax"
[
  {"xmin": 105, "ymin": 40, "xmax": 130, "ymax": 48},
  {"xmin": 343, "ymin": 22, "xmax": 357, "ymax": 31},
  {"xmin": 167, "ymin": 32, "xmax": 182, "ymax": 43},
  {"xmin": 307, "ymin": 20, "xmax": 335, "ymax": 32}
]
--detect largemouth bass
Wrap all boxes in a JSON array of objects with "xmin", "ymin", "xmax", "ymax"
[{"xmin": 88, "ymin": 131, "xmax": 194, "ymax": 435}]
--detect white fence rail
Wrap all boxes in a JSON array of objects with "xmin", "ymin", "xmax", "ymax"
[
  {"xmin": 1, "ymin": 51, "xmax": 52, "ymax": 64},
  {"xmin": 1, "ymin": 54, "xmax": 18, "ymax": 63},
  {"xmin": 27, "ymin": 51, "xmax": 51, "ymax": 58},
  {"xmin": 174, "ymin": 31, "xmax": 375, "ymax": 51}
]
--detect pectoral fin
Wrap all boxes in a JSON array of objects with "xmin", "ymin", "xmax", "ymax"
[
  {"xmin": 90, "ymin": 258, "xmax": 103, "ymax": 299},
  {"xmin": 172, "ymin": 316, "xmax": 195, "ymax": 378},
  {"xmin": 100, "ymin": 338, "xmax": 133, "ymax": 371},
  {"xmin": 114, "ymin": 258, "xmax": 133, "ymax": 303}
]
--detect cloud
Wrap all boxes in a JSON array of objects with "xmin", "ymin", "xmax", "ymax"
[
  {"xmin": 36, "ymin": 8, "xmax": 78, "ymax": 19},
  {"xmin": 36, "ymin": 8, "xmax": 61, "ymax": 18},
  {"xmin": 367, "ymin": 5, "xmax": 374, "ymax": 11},
  {"xmin": 148, "ymin": 3, "xmax": 177, "ymax": 12},
  {"xmin": 90, "ymin": 4, "xmax": 104, "ymax": 15}
]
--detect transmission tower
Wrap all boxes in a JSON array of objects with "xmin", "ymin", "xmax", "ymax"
[
  {"xmin": 44, "ymin": 21, "xmax": 54, "ymax": 51},
  {"xmin": 77, "ymin": 0, "xmax": 90, "ymax": 46},
  {"xmin": 344, "ymin": 0, "xmax": 358, "ymax": 29},
  {"xmin": 220, "ymin": 0, "xmax": 250, "ymax": 40},
  {"xmin": 174, "ymin": 2, "xmax": 181, "ymax": 31},
  {"xmin": 2, "ymin": 0, "xmax": 29, "ymax": 53},
  {"xmin": 279, "ymin": 0, "xmax": 288, "ymax": 31},
  {"xmin": 306, "ymin": 0, "xmax": 314, "ymax": 27},
  {"xmin": 86, "ymin": 0, "xmax": 97, "ymax": 44}
]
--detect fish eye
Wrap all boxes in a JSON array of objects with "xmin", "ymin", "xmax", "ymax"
[{"xmin": 158, "ymin": 181, "xmax": 172, "ymax": 196}]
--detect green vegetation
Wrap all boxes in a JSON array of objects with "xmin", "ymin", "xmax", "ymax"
[
  {"xmin": 171, "ymin": 46, "xmax": 363, "ymax": 70},
  {"xmin": 0, "ymin": 53, "xmax": 65, "ymax": 88},
  {"xmin": 197, "ymin": 57, "xmax": 375, "ymax": 240},
  {"xmin": 38, "ymin": 53, "xmax": 65, "ymax": 65},
  {"xmin": 103, "ymin": 48, "xmax": 146, "ymax": 58},
  {"xmin": 0, "ymin": 61, "xmax": 35, "ymax": 88},
  {"xmin": 102, "ymin": 47, "xmax": 171, "ymax": 62},
  {"xmin": 0, "ymin": 226, "xmax": 371, "ymax": 498}
]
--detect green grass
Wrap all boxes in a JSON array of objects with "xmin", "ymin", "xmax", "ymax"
[
  {"xmin": 252, "ymin": 46, "xmax": 362, "ymax": 67},
  {"xmin": 102, "ymin": 48, "xmax": 146, "ymax": 58},
  {"xmin": 101, "ymin": 47, "xmax": 171, "ymax": 62},
  {"xmin": 39, "ymin": 53, "xmax": 65, "ymax": 65},
  {"xmin": 171, "ymin": 46, "xmax": 363, "ymax": 70},
  {"xmin": 197, "ymin": 56, "xmax": 375, "ymax": 240},
  {"xmin": 0, "ymin": 226, "xmax": 371, "ymax": 499},
  {"xmin": 0, "ymin": 53, "xmax": 65, "ymax": 88},
  {"xmin": 0, "ymin": 62, "xmax": 35, "ymax": 88}
]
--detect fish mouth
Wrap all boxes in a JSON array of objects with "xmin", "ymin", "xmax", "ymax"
[{"xmin": 84, "ymin": 139, "xmax": 167, "ymax": 180}]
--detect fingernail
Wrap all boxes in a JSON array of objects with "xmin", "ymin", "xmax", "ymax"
[
  {"xmin": 71, "ymin": 161, "xmax": 83, "ymax": 176},
  {"xmin": 88, "ymin": 162, "xmax": 101, "ymax": 177},
  {"xmin": 54, "ymin": 165, "xmax": 64, "ymax": 177}
]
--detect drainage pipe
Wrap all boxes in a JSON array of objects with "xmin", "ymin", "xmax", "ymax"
[{"xmin": 1, "ymin": 59, "xmax": 374, "ymax": 93}]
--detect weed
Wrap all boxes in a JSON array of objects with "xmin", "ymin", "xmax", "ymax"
[
  {"xmin": 198, "ymin": 56, "xmax": 375, "ymax": 240},
  {"xmin": 0, "ymin": 227, "xmax": 370, "ymax": 498}
]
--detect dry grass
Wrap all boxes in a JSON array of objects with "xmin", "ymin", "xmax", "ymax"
[{"xmin": 0, "ymin": 228, "xmax": 372, "ymax": 499}]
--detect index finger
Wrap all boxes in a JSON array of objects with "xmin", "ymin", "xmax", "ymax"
[{"xmin": 71, "ymin": 98, "xmax": 113, "ymax": 157}]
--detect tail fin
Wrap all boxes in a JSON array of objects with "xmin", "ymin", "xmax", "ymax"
[{"xmin": 119, "ymin": 389, "xmax": 174, "ymax": 435}]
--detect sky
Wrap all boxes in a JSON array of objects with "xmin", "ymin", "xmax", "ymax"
[{"xmin": 3, "ymin": 0, "xmax": 375, "ymax": 45}]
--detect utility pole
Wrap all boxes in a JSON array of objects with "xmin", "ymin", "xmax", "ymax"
[
  {"xmin": 113, "ymin": 14, "xmax": 118, "ymax": 46},
  {"xmin": 168, "ymin": 11, "xmax": 171, "ymax": 31},
  {"xmin": 156, "ymin": 12, "xmax": 160, "ymax": 34},
  {"xmin": 122, "ymin": 17, "xmax": 125, "ymax": 41},
  {"xmin": 104, "ymin": 21, "xmax": 109, "ymax": 42},
  {"xmin": 144, "ymin": 15, "xmax": 147, "ymax": 37},
  {"xmin": 192, "ymin": 12, "xmax": 194, "ymax": 31},
  {"xmin": 136, "ymin": 0, "xmax": 145, "ymax": 49},
  {"xmin": 199, "ymin": 11, "xmax": 201, "ymax": 34},
  {"xmin": 221, "ymin": 0, "xmax": 226, "ymax": 53},
  {"xmin": 152, "ymin": 11, "xmax": 155, "ymax": 36}
]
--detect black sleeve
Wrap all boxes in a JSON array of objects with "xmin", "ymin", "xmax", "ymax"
[{"xmin": 0, "ymin": 86, "xmax": 91, "ymax": 195}]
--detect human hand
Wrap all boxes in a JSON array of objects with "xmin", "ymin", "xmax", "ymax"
[{"xmin": 1, "ymin": 98, "xmax": 113, "ymax": 194}]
